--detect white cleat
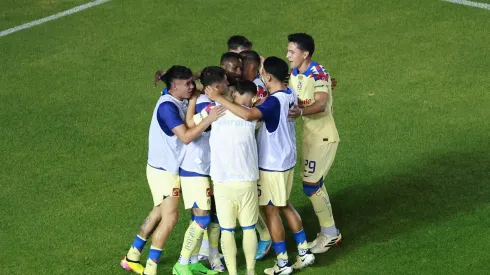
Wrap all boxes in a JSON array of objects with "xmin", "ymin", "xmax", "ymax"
[
  {"xmin": 308, "ymin": 231, "xmax": 342, "ymax": 254},
  {"xmin": 292, "ymin": 250, "xmax": 315, "ymax": 270},
  {"xmin": 209, "ymin": 253, "xmax": 226, "ymax": 272},
  {"xmin": 264, "ymin": 262, "xmax": 293, "ymax": 275}
]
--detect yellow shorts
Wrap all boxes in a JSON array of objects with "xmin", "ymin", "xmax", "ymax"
[
  {"xmin": 258, "ymin": 169, "xmax": 294, "ymax": 207},
  {"xmin": 146, "ymin": 164, "xmax": 180, "ymax": 207},
  {"xmin": 213, "ymin": 181, "xmax": 259, "ymax": 229},
  {"xmin": 302, "ymin": 142, "xmax": 338, "ymax": 183},
  {"xmin": 180, "ymin": 176, "xmax": 212, "ymax": 210}
]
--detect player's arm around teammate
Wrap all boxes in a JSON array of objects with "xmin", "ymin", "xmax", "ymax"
[
  {"xmin": 286, "ymin": 33, "xmax": 342, "ymax": 254},
  {"xmin": 120, "ymin": 66, "xmax": 225, "ymax": 275}
]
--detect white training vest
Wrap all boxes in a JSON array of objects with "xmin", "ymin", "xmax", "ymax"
[
  {"xmin": 209, "ymin": 107, "xmax": 259, "ymax": 183},
  {"xmin": 180, "ymin": 94, "xmax": 212, "ymax": 175},
  {"xmin": 147, "ymin": 94, "xmax": 187, "ymax": 174},
  {"xmin": 256, "ymin": 89, "xmax": 297, "ymax": 171}
]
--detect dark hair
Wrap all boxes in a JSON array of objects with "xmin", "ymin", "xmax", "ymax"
[
  {"xmin": 227, "ymin": 35, "xmax": 253, "ymax": 51},
  {"xmin": 220, "ymin": 52, "xmax": 242, "ymax": 65},
  {"xmin": 288, "ymin": 33, "xmax": 315, "ymax": 57},
  {"xmin": 200, "ymin": 66, "xmax": 227, "ymax": 87},
  {"xmin": 239, "ymin": 50, "xmax": 261, "ymax": 68},
  {"xmin": 235, "ymin": 80, "xmax": 257, "ymax": 96},
  {"xmin": 157, "ymin": 66, "xmax": 192, "ymax": 87},
  {"xmin": 263, "ymin": 57, "xmax": 289, "ymax": 82}
]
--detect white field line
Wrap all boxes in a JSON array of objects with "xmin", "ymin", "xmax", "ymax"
[
  {"xmin": 442, "ymin": 0, "xmax": 490, "ymax": 10},
  {"xmin": 0, "ymin": 0, "xmax": 111, "ymax": 38}
]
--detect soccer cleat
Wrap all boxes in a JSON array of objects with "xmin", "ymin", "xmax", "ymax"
[
  {"xmin": 264, "ymin": 262, "xmax": 293, "ymax": 275},
  {"xmin": 209, "ymin": 253, "xmax": 226, "ymax": 272},
  {"xmin": 172, "ymin": 263, "xmax": 194, "ymax": 275},
  {"xmin": 308, "ymin": 231, "xmax": 342, "ymax": 254},
  {"xmin": 189, "ymin": 262, "xmax": 218, "ymax": 274},
  {"xmin": 255, "ymin": 239, "xmax": 272, "ymax": 260},
  {"xmin": 292, "ymin": 250, "xmax": 315, "ymax": 270},
  {"xmin": 120, "ymin": 256, "xmax": 144, "ymax": 274},
  {"xmin": 198, "ymin": 250, "xmax": 224, "ymax": 261}
]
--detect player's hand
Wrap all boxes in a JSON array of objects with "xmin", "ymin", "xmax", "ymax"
[
  {"xmin": 189, "ymin": 89, "xmax": 200, "ymax": 102},
  {"xmin": 208, "ymin": 106, "xmax": 226, "ymax": 121},
  {"xmin": 331, "ymin": 78, "xmax": 337, "ymax": 89},
  {"xmin": 154, "ymin": 70, "xmax": 167, "ymax": 88},
  {"xmin": 204, "ymin": 86, "xmax": 220, "ymax": 101},
  {"xmin": 288, "ymin": 105, "xmax": 302, "ymax": 119}
]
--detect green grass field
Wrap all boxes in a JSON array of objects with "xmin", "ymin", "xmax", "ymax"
[{"xmin": 1, "ymin": 0, "xmax": 489, "ymax": 274}]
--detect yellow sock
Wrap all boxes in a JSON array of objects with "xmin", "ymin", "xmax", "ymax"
[
  {"xmin": 208, "ymin": 222, "xmax": 221, "ymax": 256},
  {"xmin": 308, "ymin": 184, "xmax": 335, "ymax": 228},
  {"xmin": 179, "ymin": 221, "xmax": 205, "ymax": 264},
  {"xmin": 242, "ymin": 228, "xmax": 258, "ymax": 271},
  {"xmin": 256, "ymin": 211, "xmax": 271, "ymax": 241},
  {"xmin": 191, "ymin": 234, "xmax": 203, "ymax": 263},
  {"xmin": 221, "ymin": 230, "xmax": 237, "ymax": 275}
]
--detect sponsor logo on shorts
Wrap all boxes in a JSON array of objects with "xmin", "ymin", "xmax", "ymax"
[{"xmin": 172, "ymin": 188, "xmax": 180, "ymax": 197}]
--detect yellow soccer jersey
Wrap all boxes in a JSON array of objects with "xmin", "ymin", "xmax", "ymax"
[{"xmin": 289, "ymin": 61, "xmax": 340, "ymax": 144}]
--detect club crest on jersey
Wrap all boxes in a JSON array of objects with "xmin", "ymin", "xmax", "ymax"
[
  {"xmin": 172, "ymin": 188, "xmax": 180, "ymax": 197},
  {"xmin": 206, "ymin": 188, "xmax": 212, "ymax": 197},
  {"xmin": 297, "ymin": 81, "xmax": 303, "ymax": 92}
]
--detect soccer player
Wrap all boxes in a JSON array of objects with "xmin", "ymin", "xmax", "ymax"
[
  {"xmin": 227, "ymin": 35, "xmax": 253, "ymax": 53},
  {"xmin": 286, "ymin": 33, "xmax": 342, "ymax": 254},
  {"xmin": 172, "ymin": 67, "xmax": 230, "ymax": 274},
  {"xmin": 239, "ymin": 49, "xmax": 273, "ymax": 260},
  {"xmin": 240, "ymin": 50, "xmax": 269, "ymax": 104},
  {"xmin": 120, "ymin": 65, "xmax": 225, "ymax": 275},
  {"xmin": 220, "ymin": 52, "xmax": 242, "ymax": 87},
  {"xmin": 197, "ymin": 80, "xmax": 260, "ymax": 275},
  {"xmin": 206, "ymin": 57, "xmax": 315, "ymax": 275}
]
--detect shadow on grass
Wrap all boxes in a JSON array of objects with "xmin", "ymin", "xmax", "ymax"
[{"xmin": 293, "ymin": 150, "xmax": 490, "ymax": 266}]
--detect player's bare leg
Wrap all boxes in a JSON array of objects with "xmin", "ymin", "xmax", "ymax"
[
  {"xmin": 280, "ymin": 203, "xmax": 315, "ymax": 269},
  {"xmin": 142, "ymin": 196, "xmax": 179, "ymax": 275},
  {"xmin": 121, "ymin": 206, "xmax": 162, "ymax": 274},
  {"xmin": 263, "ymin": 205, "xmax": 292, "ymax": 275}
]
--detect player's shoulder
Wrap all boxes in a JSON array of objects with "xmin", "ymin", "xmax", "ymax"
[{"xmin": 310, "ymin": 61, "xmax": 329, "ymax": 81}]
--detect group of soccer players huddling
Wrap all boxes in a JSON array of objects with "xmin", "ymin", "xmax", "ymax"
[{"xmin": 120, "ymin": 33, "xmax": 341, "ymax": 275}]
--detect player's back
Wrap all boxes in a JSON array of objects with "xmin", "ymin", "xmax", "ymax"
[
  {"xmin": 180, "ymin": 94, "xmax": 214, "ymax": 175},
  {"xmin": 209, "ymin": 108, "xmax": 258, "ymax": 183},
  {"xmin": 147, "ymin": 94, "xmax": 187, "ymax": 174},
  {"xmin": 256, "ymin": 88, "xmax": 297, "ymax": 172},
  {"xmin": 289, "ymin": 61, "xmax": 339, "ymax": 144}
]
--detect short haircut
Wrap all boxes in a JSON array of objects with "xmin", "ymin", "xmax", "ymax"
[
  {"xmin": 227, "ymin": 35, "xmax": 253, "ymax": 51},
  {"xmin": 235, "ymin": 80, "xmax": 257, "ymax": 96},
  {"xmin": 220, "ymin": 52, "xmax": 242, "ymax": 65},
  {"xmin": 160, "ymin": 65, "xmax": 193, "ymax": 87},
  {"xmin": 288, "ymin": 33, "xmax": 315, "ymax": 57},
  {"xmin": 200, "ymin": 66, "xmax": 226, "ymax": 87},
  {"xmin": 240, "ymin": 50, "xmax": 261, "ymax": 68},
  {"xmin": 263, "ymin": 57, "xmax": 289, "ymax": 83}
]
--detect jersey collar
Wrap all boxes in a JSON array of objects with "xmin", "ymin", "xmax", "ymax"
[{"xmin": 292, "ymin": 61, "xmax": 319, "ymax": 77}]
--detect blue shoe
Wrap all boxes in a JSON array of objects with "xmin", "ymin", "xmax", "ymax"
[{"xmin": 255, "ymin": 239, "xmax": 272, "ymax": 260}]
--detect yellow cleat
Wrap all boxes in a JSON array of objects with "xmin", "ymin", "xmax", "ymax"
[{"xmin": 120, "ymin": 256, "xmax": 145, "ymax": 274}]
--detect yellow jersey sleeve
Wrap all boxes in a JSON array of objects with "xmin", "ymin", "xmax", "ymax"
[{"xmin": 290, "ymin": 63, "xmax": 339, "ymax": 144}]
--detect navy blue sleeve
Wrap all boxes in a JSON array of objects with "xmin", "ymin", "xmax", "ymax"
[
  {"xmin": 256, "ymin": 96, "xmax": 280, "ymax": 132},
  {"xmin": 157, "ymin": 102, "xmax": 184, "ymax": 135}
]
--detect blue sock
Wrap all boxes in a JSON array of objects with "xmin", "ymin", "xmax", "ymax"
[
  {"xmin": 272, "ymin": 241, "xmax": 288, "ymax": 267},
  {"xmin": 132, "ymin": 235, "xmax": 147, "ymax": 252},
  {"xmin": 148, "ymin": 246, "xmax": 163, "ymax": 264},
  {"xmin": 293, "ymin": 229, "xmax": 308, "ymax": 255}
]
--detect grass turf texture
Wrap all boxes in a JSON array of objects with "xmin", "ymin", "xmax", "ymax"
[{"xmin": 1, "ymin": 0, "xmax": 489, "ymax": 274}]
